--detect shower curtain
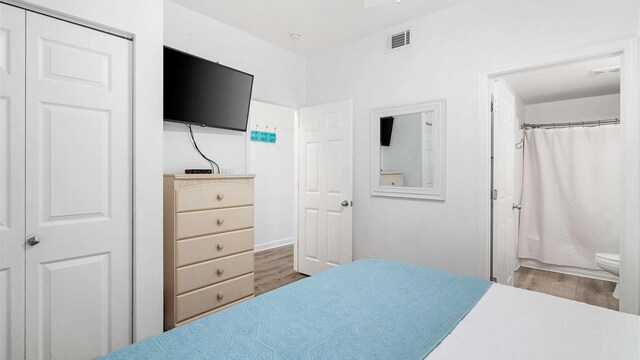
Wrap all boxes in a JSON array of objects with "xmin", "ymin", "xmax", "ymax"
[{"xmin": 517, "ymin": 125, "xmax": 619, "ymax": 270}]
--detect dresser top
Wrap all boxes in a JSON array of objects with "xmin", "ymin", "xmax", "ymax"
[{"xmin": 164, "ymin": 174, "xmax": 255, "ymax": 180}]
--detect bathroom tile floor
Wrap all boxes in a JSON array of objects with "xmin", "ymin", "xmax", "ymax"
[{"xmin": 514, "ymin": 267, "xmax": 619, "ymax": 311}]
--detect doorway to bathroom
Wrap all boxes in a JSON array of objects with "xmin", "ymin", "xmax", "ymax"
[{"xmin": 479, "ymin": 40, "xmax": 639, "ymax": 314}]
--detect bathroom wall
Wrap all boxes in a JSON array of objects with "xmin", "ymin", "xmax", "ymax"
[{"xmin": 525, "ymin": 94, "xmax": 620, "ymax": 124}]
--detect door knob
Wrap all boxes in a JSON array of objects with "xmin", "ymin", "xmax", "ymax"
[
  {"xmin": 341, "ymin": 200, "xmax": 349, "ymax": 207},
  {"xmin": 512, "ymin": 204, "xmax": 522, "ymax": 210},
  {"xmin": 27, "ymin": 236, "xmax": 40, "ymax": 246}
]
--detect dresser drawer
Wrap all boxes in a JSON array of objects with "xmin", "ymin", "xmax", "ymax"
[
  {"xmin": 176, "ymin": 206, "xmax": 254, "ymax": 239},
  {"xmin": 380, "ymin": 173, "xmax": 404, "ymax": 187},
  {"xmin": 177, "ymin": 251, "xmax": 254, "ymax": 294},
  {"xmin": 176, "ymin": 273, "xmax": 254, "ymax": 323},
  {"xmin": 175, "ymin": 296, "xmax": 254, "ymax": 327},
  {"xmin": 176, "ymin": 229, "xmax": 254, "ymax": 267},
  {"xmin": 175, "ymin": 181, "xmax": 254, "ymax": 212}
]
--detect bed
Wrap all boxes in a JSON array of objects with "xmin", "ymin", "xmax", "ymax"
[{"xmin": 101, "ymin": 259, "xmax": 640, "ymax": 359}]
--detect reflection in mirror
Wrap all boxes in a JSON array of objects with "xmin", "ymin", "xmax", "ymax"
[
  {"xmin": 379, "ymin": 112, "xmax": 434, "ymax": 188},
  {"xmin": 371, "ymin": 100, "xmax": 445, "ymax": 200}
]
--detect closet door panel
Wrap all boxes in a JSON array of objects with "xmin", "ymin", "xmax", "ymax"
[
  {"xmin": 0, "ymin": 4, "xmax": 26, "ymax": 360},
  {"xmin": 24, "ymin": 12, "xmax": 132, "ymax": 360}
]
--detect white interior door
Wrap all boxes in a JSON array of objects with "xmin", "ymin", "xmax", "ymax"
[
  {"xmin": 492, "ymin": 79, "xmax": 517, "ymax": 285},
  {"xmin": 0, "ymin": 4, "xmax": 26, "ymax": 360},
  {"xmin": 24, "ymin": 12, "xmax": 132, "ymax": 359},
  {"xmin": 298, "ymin": 100, "xmax": 353, "ymax": 276}
]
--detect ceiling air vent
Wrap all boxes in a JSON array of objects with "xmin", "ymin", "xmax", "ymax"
[{"xmin": 387, "ymin": 29, "xmax": 411, "ymax": 52}]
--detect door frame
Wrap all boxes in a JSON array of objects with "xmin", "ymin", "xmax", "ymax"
[
  {"xmin": 3, "ymin": 0, "xmax": 137, "ymax": 345},
  {"xmin": 478, "ymin": 38, "xmax": 639, "ymax": 314},
  {"xmin": 0, "ymin": 0, "xmax": 132, "ymax": 39},
  {"xmin": 293, "ymin": 108, "xmax": 300, "ymax": 271},
  {"xmin": 4, "ymin": 0, "xmax": 165, "ymax": 342}
]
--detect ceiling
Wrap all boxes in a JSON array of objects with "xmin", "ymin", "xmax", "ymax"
[
  {"xmin": 502, "ymin": 56, "xmax": 621, "ymax": 105},
  {"xmin": 170, "ymin": 0, "xmax": 469, "ymax": 56}
]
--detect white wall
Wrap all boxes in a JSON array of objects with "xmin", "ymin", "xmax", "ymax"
[
  {"xmin": 306, "ymin": 0, "xmax": 638, "ymax": 278},
  {"xmin": 16, "ymin": 0, "xmax": 164, "ymax": 341},
  {"xmin": 163, "ymin": 124, "xmax": 246, "ymax": 174},
  {"xmin": 525, "ymin": 94, "xmax": 620, "ymax": 124},
  {"xmin": 247, "ymin": 101, "xmax": 296, "ymax": 251},
  {"xmin": 163, "ymin": 0, "xmax": 306, "ymax": 174},
  {"xmin": 164, "ymin": 0, "xmax": 302, "ymax": 252},
  {"xmin": 381, "ymin": 113, "xmax": 423, "ymax": 187}
]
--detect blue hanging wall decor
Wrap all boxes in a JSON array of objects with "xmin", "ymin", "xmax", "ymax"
[{"xmin": 250, "ymin": 128, "xmax": 277, "ymax": 143}]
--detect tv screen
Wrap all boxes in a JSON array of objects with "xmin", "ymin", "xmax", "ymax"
[
  {"xmin": 164, "ymin": 46, "xmax": 254, "ymax": 132},
  {"xmin": 380, "ymin": 116, "xmax": 394, "ymax": 146}
]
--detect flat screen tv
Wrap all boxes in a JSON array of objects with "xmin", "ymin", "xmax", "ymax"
[
  {"xmin": 380, "ymin": 116, "xmax": 394, "ymax": 146},
  {"xmin": 164, "ymin": 46, "xmax": 254, "ymax": 132}
]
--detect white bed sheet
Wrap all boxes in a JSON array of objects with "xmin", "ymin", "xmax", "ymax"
[{"xmin": 426, "ymin": 284, "xmax": 640, "ymax": 360}]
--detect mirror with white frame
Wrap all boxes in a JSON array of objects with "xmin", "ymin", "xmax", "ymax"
[{"xmin": 371, "ymin": 100, "xmax": 446, "ymax": 200}]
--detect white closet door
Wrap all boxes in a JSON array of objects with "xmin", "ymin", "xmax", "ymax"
[
  {"xmin": 298, "ymin": 100, "xmax": 353, "ymax": 276},
  {"xmin": 0, "ymin": 4, "xmax": 26, "ymax": 360},
  {"xmin": 24, "ymin": 12, "xmax": 132, "ymax": 359}
]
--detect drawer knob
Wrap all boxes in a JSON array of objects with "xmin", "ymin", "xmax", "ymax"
[
  {"xmin": 217, "ymin": 268, "xmax": 224, "ymax": 276},
  {"xmin": 217, "ymin": 218, "xmax": 224, "ymax": 226},
  {"xmin": 217, "ymin": 291, "xmax": 224, "ymax": 300},
  {"xmin": 217, "ymin": 194, "xmax": 224, "ymax": 201},
  {"xmin": 217, "ymin": 243, "xmax": 224, "ymax": 251}
]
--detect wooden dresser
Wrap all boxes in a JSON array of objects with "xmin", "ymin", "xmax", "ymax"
[
  {"xmin": 379, "ymin": 172, "xmax": 404, "ymax": 187},
  {"xmin": 163, "ymin": 174, "xmax": 255, "ymax": 330}
]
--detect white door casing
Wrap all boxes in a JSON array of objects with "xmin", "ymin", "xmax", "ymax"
[
  {"xmin": 298, "ymin": 100, "xmax": 353, "ymax": 276},
  {"xmin": 492, "ymin": 79, "xmax": 517, "ymax": 285},
  {"xmin": 479, "ymin": 40, "xmax": 639, "ymax": 314},
  {"xmin": 24, "ymin": 12, "xmax": 132, "ymax": 359},
  {"xmin": 0, "ymin": 4, "xmax": 26, "ymax": 360}
]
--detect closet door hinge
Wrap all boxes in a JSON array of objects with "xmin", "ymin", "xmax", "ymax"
[
  {"xmin": 491, "ymin": 189, "xmax": 498, "ymax": 200},
  {"xmin": 491, "ymin": 101, "xmax": 498, "ymax": 112}
]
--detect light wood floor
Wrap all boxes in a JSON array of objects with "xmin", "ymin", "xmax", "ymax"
[
  {"xmin": 514, "ymin": 267, "xmax": 619, "ymax": 310},
  {"xmin": 254, "ymin": 245, "xmax": 307, "ymax": 296}
]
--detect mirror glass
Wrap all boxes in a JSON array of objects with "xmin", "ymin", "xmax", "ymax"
[
  {"xmin": 371, "ymin": 100, "xmax": 445, "ymax": 200},
  {"xmin": 379, "ymin": 111, "xmax": 434, "ymax": 188}
]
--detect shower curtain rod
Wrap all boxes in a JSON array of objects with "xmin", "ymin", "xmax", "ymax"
[{"xmin": 521, "ymin": 118, "xmax": 620, "ymax": 130}]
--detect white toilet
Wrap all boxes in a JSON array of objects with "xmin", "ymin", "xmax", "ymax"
[{"xmin": 595, "ymin": 253, "xmax": 620, "ymax": 299}]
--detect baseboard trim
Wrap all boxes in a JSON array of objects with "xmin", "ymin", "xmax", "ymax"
[
  {"xmin": 519, "ymin": 258, "xmax": 617, "ymax": 282},
  {"xmin": 254, "ymin": 237, "xmax": 295, "ymax": 253}
]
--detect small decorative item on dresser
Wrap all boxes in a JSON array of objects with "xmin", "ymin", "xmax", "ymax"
[
  {"xmin": 163, "ymin": 174, "xmax": 256, "ymax": 330},
  {"xmin": 184, "ymin": 169, "xmax": 213, "ymax": 174}
]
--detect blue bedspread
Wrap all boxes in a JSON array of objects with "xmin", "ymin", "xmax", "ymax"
[{"xmin": 102, "ymin": 259, "xmax": 491, "ymax": 359}]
